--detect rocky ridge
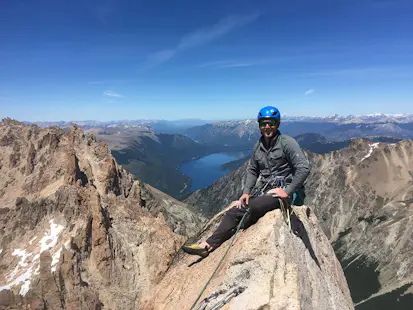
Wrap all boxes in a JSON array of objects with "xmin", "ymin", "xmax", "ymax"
[
  {"xmin": 0, "ymin": 119, "xmax": 204, "ymax": 309},
  {"xmin": 305, "ymin": 139, "xmax": 413, "ymax": 308},
  {"xmin": 0, "ymin": 119, "xmax": 352, "ymax": 310},
  {"xmin": 142, "ymin": 203, "xmax": 353, "ymax": 310}
]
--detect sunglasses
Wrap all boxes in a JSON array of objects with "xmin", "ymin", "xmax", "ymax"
[{"xmin": 258, "ymin": 119, "xmax": 278, "ymax": 127}]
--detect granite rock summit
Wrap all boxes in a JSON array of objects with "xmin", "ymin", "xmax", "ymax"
[{"xmin": 0, "ymin": 119, "xmax": 352, "ymax": 309}]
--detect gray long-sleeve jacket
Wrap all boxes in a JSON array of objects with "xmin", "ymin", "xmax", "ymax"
[{"xmin": 243, "ymin": 132, "xmax": 310, "ymax": 197}]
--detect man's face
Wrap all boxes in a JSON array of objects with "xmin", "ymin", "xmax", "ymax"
[{"xmin": 258, "ymin": 118, "xmax": 279, "ymax": 138}]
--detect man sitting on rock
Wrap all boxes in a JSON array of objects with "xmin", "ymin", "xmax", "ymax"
[{"xmin": 182, "ymin": 106, "xmax": 310, "ymax": 258}]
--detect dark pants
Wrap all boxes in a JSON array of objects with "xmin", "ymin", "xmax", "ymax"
[{"xmin": 206, "ymin": 195, "xmax": 282, "ymax": 249}]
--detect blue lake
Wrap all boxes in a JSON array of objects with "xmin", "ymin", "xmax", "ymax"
[{"xmin": 180, "ymin": 150, "xmax": 251, "ymax": 192}]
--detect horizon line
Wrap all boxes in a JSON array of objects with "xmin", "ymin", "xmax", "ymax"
[{"xmin": 2, "ymin": 112, "xmax": 413, "ymax": 124}]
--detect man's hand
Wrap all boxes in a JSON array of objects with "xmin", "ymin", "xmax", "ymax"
[
  {"xmin": 235, "ymin": 193, "xmax": 250, "ymax": 208},
  {"xmin": 267, "ymin": 188, "xmax": 289, "ymax": 199}
]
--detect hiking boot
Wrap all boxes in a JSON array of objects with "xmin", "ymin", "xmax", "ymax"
[{"xmin": 182, "ymin": 244, "xmax": 209, "ymax": 258}]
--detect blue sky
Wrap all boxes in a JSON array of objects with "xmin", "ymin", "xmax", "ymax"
[{"xmin": 1, "ymin": 0, "xmax": 413, "ymax": 121}]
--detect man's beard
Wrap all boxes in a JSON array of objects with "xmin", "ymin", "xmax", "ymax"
[{"xmin": 262, "ymin": 128, "xmax": 275, "ymax": 138}]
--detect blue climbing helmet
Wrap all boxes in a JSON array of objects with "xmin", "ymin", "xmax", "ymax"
[{"xmin": 257, "ymin": 106, "xmax": 281, "ymax": 122}]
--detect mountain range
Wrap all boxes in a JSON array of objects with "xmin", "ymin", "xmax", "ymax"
[
  {"xmin": 28, "ymin": 117, "xmax": 410, "ymax": 200},
  {"xmin": 30, "ymin": 119, "xmax": 211, "ymax": 134},
  {"xmin": 184, "ymin": 119, "xmax": 413, "ymax": 148},
  {"xmin": 2, "ymin": 117, "xmax": 412, "ymax": 309},
  {"xmin": 282, "ymin": 113, "xmax": 413, "ymax": 124},
  {"xmin": 184, "ymin": 139, "xmax": 413, "ymax": 310},
  {"xmin": 30, "ymin": 113, "xmax": 413, "ymax": 131},
  {"xmin": 0, "ymin": 119, "xmax": 352, "ymax": 309}
]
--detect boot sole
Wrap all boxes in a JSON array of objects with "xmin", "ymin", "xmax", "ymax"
[{"xmin": 182, "ymin": 247, "xmax": 209, "ymax": 258}]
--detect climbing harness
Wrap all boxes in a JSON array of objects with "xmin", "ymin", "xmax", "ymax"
[
  {"xmin": 251, "ymin": 175, "xmax": 285, "ymax": 197},
  {"xmin": 188, "ymin": 208, "xmax": 250, "ymax": 310},
  {"xmin": 250, "ymin": 134, "xmax": 306, "ymax": 207},
  {"xmin": 268, "ymin": 178, "xmax": 292, "ymax": 230},
  {"xmin": 251, "ymin": 174, "xmax": 293, "ymax": 229}
]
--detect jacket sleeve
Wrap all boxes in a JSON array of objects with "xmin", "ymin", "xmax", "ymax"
[
  {"xmin": 283, "ymin": 136, "xmax": 310, "ymax": 196},
  {"xmin": 243, "ymin": 146, "xmax": 260, "ymax": 194}
]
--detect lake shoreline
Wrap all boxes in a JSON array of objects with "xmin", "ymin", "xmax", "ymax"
[{"xmin": 178, "ymin": 149, "xmax": 251, "ymax": 193}]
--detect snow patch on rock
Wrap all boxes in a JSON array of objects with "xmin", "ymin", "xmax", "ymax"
[
  {"xmin": 40, "ymin": 219, "xmax": 65, "ymax": 252},
  {"xmin": 28, "ymin": 236, "xmax": 37, "ymax": 245},
  {"xmin": 0, "ymin": 219, "xmax": 65, "ymax": 296},
  {"xmin": 64, "ymin": 239, "xmax": 71, "ymax": 249},
  {"xmin": 0, "ymin": 249, "xmax": 34, "ymax": 296},
  {"xmin": 361, "ymin": 143, "xmax": 380, "ymax": 162}
]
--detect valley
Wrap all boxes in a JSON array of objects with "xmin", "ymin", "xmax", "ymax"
[
  {"xmin": 2, "ymin": 117, "xmax": 413, "ymax": 309},
  {"xmin": 36, "ymin": 117, "xmax": 407, "ymax": 200},
  {"xmin": 81, "ymin": 125, "xmax": 235, "ymax": 198}
]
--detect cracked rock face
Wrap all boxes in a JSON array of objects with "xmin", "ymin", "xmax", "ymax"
[
  {"xmin": 0, "ymin": 119, "xmax": 205, "ymax": 309},
  {"xmin": 305, "ymin": 139, "xmax": 413, "ymax": 307},
  {"xmin": 142, "ymin": 204, "xmax": 353, "ymax": 310}
]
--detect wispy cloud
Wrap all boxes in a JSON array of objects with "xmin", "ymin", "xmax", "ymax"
[
  {"xmin": 147, "ymin": 13, "xmax": 260, "ymax": 67},
  {"xmin": 196, "ymin": 56, "xmax": 296, "ymax": 70},
  {"xmin": 196, "ymin": 60, "xmax": 234, "ymax": 68},
  {"xmin": 103, "ymin": 90, "xmax": 123, "ymax": 98},
  {"xmin": 87, "ymin": 79, "xmax": 131, "ymax": 86},
  {"xmin": 305, "ymin": 89, "xmax": 314, "ymax": 95},
  {"xmin": 221, "ymin": 63, "xmax": 256, "ymax": 68},
  {"xmin": 198, "ymin": 61, "xmax": 256, "ymax": 68}
]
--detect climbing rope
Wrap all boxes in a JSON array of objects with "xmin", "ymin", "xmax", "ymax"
[{"xmin": 188, "ymin": 208, "xmax": 250, "ymax": 310}]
